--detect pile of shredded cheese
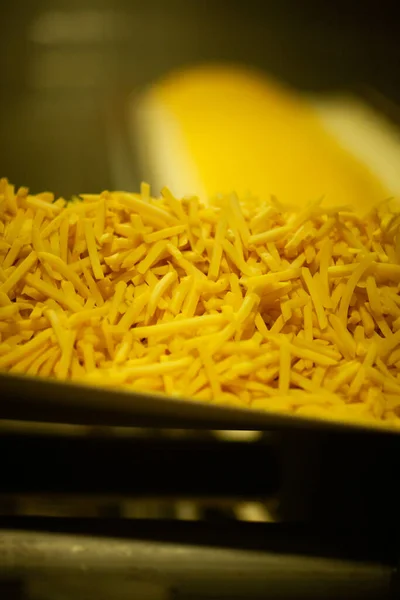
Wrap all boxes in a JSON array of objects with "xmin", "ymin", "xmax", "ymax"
[{"xmin": 1, "ymin": 177, "xmax": 400, "ymax": 429}]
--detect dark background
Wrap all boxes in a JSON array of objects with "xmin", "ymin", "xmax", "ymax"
[{"xmin": 1, "ymin": 0, "xmax": 399, "ymax": 196}]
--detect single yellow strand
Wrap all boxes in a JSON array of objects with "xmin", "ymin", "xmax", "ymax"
[
  {"xmin": 0, "ymin": 252, "xmax": 38, "ymax": 295},
  {"xmin": 114, "ymin": 331, "xmax": 134, "ymax": 365},
  {"xmin": 4, "ymin": 182, "xmax": 17, "ymax": 214},
  {"xmin": 199, "ymin": 346, "xmax": 221, "ymax": 399},
  {"xmin": 118, "ymin": 193, "xmax": 177, "ymax": 227},
  {"xmin": 118, "ymin": 291, "xmax": 151, "ymax": 331},
  {"xmin": 61, "ymin": 280, "xmax": 83, "ymax": 310},
  {"xmin": 94, "ymin": 197, "xmax": 106, "ymax": 242},
  {"xmin": 108, "ymin": 281, "xmax": 127, "ymax": 325},
  {"xmin": 38, "ymin": 252, "xmax": 90, "ymax": 299},
  {"xmin": 26, "ymin": 195, "xmax": 61, "ymax": 214},
  {"xmin": 289, "ymin": 198, "xmax": 323, "ymax": 230},
  {"xmin": 236, "ymin": 293, "xmax": 259, "ymax": 325},
  {"xmin": 279, "ymin": 341, "xmax": 291, "ymax": 393},
  {"xmin": 359, "ymin": 305, "xmax": 375, "ymax": 337},
  {"xmin": 9, "ymin": 344, "xmax": 51, "ymax": 374},
  {"xmin": 2, "ymin": 238, "xmax": 24, "ymax": 270},
  {"xmin": 56, "ymin": 330, "xmax": 77, "ymax": 379},
  {"xmin": 69, "ymin": 305, "xmax": 109, "ymax": 328},
  {"xmin": 244, "ymin": 268, "xmax": 301, "ymax": 290},
  {"xmin": 101, "ymin": 319, "xmax": 115, "ymax": 359},
  {"xmin": 39, "ymin": 347, "xmax": 61, "ymax": 377},
  {"xmin": 328, "ymin": 264, "xmax": 358, "ymax": 279},
  {"xmin": 266, "ymin": 242, "xmax": 281, "ymax": 265},
  {"xmin": 145, "ymin": 224, "xmax": 187, "ymax": 243},
  {"xmin": 50, "ymin": 231, "xmax": 61, "ymax": 257},
  {"xmin": 27, "ymin": 345, "xmax": 57, "ymax": 376},
  {"xmin": 290, "ymin": 371, "xmax": 316, "ymax": 393},
  {"xmin": 228, "ymin": 194, "xmax": 250, "ymax": 247},
  {"xmin": 121, "ymin": 356, "xmax": 191, "ymax": 379},
  {"xmin": 132, "ymin": 314, "xmax": 227, "ymax": 339},
  {"xmin": 0, "ymin": 328, "xmax": 53, "ymax": 369},
  {"xmin": 294, "ymin": 338, "xmax": 341, "ymax": 361},
  {"xmin": 15, "ymin": 317, "xmax": 49, "ymax": 332},
  {"xmin": 0, "ymin": 240, "xmax": 11, "ymax": 252},
  {"xmin": 84, "ymin": 219, "xmax": 104, "ymax": 280},
  {"xmin": 82, "ymin": 266, "xmax": 104, "ymax": 307},
  {"xmin": 68, "ymin": 256, "xmax": 92, "ymax": 273},
  {"xmin": 349, "ymin": 342, "xmax": 377, "ymax": 396},
  {"xmin": 373, "ymin": 262, "xmax": 400, "ymax": 282},
  {"xmin": 312, "ymin": 366, "xmax": 326, "ymax": 388},
  {"xmin": 0, "ymin": 292, "xmax": 12, "ymax": 306},
  {"xmin": 220, "ymin": 339, "xmax": 261, "ymax": 357},
  {"xmin": 367, "ymin": 367, "xmax": 400, "ymax": 395},
  {"xmin": 167, "ymin": 243, "xmax": 206, "ymax": 279},
  {"xmin": 270, "ymin": 315, "xmax": 285, "ymax": 334},
  {"xmin": 82, "ymin": 342, "xmax": 96, "ymax": 372},
  {"xmin": 181, "ymin": 283, "xmax": 200, "ymax": 318},
  {"xmin": 40, "ymin": 212, "xmax": 65, "ymax": 240},
  {"xmin": 222, "ymin": 239, "xmax": 255, "ymax": 276},
  {"xmin": 45, "ymin": 308, "xmax": 67, "ymax": 349},
  {"xmin": 59, "ymin": 218, "xmax": 69, "ymax": 263},
  {"xmin": 147, "ymin": 270, "xmax": 177, "ymax": 320},
  {"xmin": 375, "ymin": 316, "xmax": 392, "ymax": 338},
  {"xmin": 121, "ymin": 244, "xmax": 148, "ymax": 269},
  {"xmin": 338, "ymin": 256, "xmax": 374, "ymax": 326},
  {"xmin": 379, "ymin": 329, "xmax": 400, "ymax": 359},
  {"xmin": 249, "ymin": 205, "xmax": 277, "ymax": 231},
  {"xmin": 254, "ymin": 313, "xmax": 269, "ymax": 338},
  {"xmin": 25, "ymin": 273, "xmax": 81, "ymax": 313},
  {"xmin": 32, "ymin": 208, "xmax": 46, "ymax": 233},
  {"xmin": 137, "ymin": 241, "xmax": 168, "ymax": 275},
  {"xmin": 326, "ymin": 361, "xmax": 360, "ymax": 393},
  {"xmin": 5, "ymin": 209, "xmax": 25, "ymax": 243},
  {"xmin": 169, "ymin": 277, "xmax": 192, "ymax": 315},
  {"xmin": 288, "ymin": 343, "xmax": 338, "ymax": 367},
  {"xmin": 301, "ymin": 267, "xmax": 327, "ymax": 330},
  {"xmin": 366, "ymin": 275, "xmax": 382, "ymax": 317},
  {"xmin": 313, "ymin": 267, "xmax": 332, "ymax": 312},
  {"xmin": 328, "ymin": 315, "xmax": 357, "ymax": 359},
  {"xmin": 208, "ymin": 217, "xmax": 227, "ymax": 281},
  {"xmin": 248, "ymin": 225, "xmax": 290, "ymax": 246},
  {"xmin": 0, "ymin": 304, "xmax": 19, "ymax": 319},
  {"xmin": 388, "ymin": 347, "xmax": 400, "ymax": 367}
]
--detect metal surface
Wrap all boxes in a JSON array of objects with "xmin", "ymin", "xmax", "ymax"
[
  {"xmin": 0, "ymin": 425, "xmax": 399, "ymax": 527},
  {"xmin": 1, "ymin": 371, "xmax": 399, "ymax": 435},
  {"xmin": 0, "ymin": 432, "xmax": 278, "ymax": 497},
  {"xmin": 0, "ymin": 520, "xmax": 397, "ymax": 599}
]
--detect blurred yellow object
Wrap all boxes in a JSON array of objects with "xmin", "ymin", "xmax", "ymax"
[{"xmin": 137, "ymin": 65, "xmax": 389, "ymax": 211}]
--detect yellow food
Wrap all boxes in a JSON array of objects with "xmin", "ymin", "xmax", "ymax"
[
  {"xmin": 1, "ymin": 177, "xmax": 400, "ymax": 430},
  {"xmin": 137, "ymin": 65, "xmax": 391, "ymax": 211}
]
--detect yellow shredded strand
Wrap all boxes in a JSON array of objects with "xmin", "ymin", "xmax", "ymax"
[{"xmin": 84, "ymin": 219, "xmax": 104, "ymax": 280}]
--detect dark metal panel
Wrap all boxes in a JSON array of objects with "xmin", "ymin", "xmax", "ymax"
[
  {"xmin": 2, "ymin": 372, "xmax": 400, "ymax": 435},
  {"xmin": 0, "ymin": 433, "xmax": 278, "ymax": 497},
  {"xmin": 0, "ymin": 521, "xmax": 396, "ymax": 599}
]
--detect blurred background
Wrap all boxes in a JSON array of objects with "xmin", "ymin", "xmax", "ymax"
[{"xmin": 1, "ymin": 0, "xmax": 400, "ymax": 197}]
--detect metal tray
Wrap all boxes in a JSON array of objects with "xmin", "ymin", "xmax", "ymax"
[
  {"xmin": 1, "ymin": 371, "xmax": 399, "ymax": 436},
  {"xmin": 1, "ymin": 4, "xmax": 400, "ymax": 438}
]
